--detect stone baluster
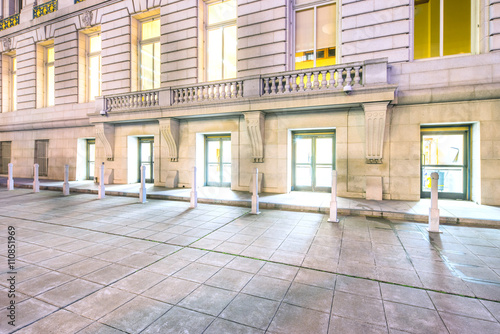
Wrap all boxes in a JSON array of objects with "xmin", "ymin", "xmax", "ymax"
[
  {"xmin": 291, "ymin": 74, "xmax": 298, "ymax": 92},
  {"xmin": 305, "ymin": 73, "xmax": 312, "ymax": 91},
  {"xmin": 354, "ymin": 66, "xmax": 361, "ymax": 86},
  {"xmin": 321, "ymin": 70, "xmax": 327, "ymax": 89},
  {"xmin": 298, "ymin": 73, "xmax": 305, "ymax": 91},
  {"xmin": 313, "ymin": 71, "xmax": 320, "ymax": 90}
]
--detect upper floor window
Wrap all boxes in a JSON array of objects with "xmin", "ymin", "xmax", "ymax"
[
  {"xmin": 140, "ymin": 17, "xmax": 160, "ymax": 90},
  {"xmin": 414, "ymin": 0, "xmax": 472, "ymax": 59},
  {"xmin": 4, "ymin": 0, "xmax": 22, "ymax": 16},
  {"xmin": 45, "ymin": 46, "xmax": 55, "ymax": 107},
  {"xmin": 206, "ymin": 0, "xmax": 237, "ymax": 81},
  {"xmin": 10, "ymin": 56, "xmax": 16, "ymax": 111},
  {"xmin": 88, "ymin": 33, "xmax": 101, "ymax": 101},
  {"xmin": 295, "ymin": 2, "xmax": 337, "ymax": 70}
]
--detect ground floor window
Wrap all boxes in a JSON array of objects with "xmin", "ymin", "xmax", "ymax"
[
  {"xmin": 205, "ymin": 135, "xmax": 231, "ymax": 187},
  {"xmin": 421, "ymin": 126, "xmax": 470, "ymax": 200},
  {"xmin": 139, "ymin": 137, "xmax": 154, "ymax": 183},
  {"xmin": 292, "ymin": 131, "xmax": 335, "ymax": 192},
  {"xmin": 34, "ymin": 140, "xmax": 49, "ymax": 177},
  {"xmin": 86, "ymin": 139, "xmax": 95, "ymax": 180},
  {"xmin": 0, "ymin": 141, "xmax": 12, "ymax": 174}
]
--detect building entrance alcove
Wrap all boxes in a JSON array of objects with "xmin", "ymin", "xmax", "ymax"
[{"xmin": 205, "ymin": 135, "xmax": 231, "ymax": 187}]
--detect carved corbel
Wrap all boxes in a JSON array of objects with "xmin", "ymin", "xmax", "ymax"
[
  {"xmin": 159, "ymin": 118, "xmax": 180, "ymax": 162},
  {"xmin": 363, "ymin": 102, "xmax": 389, "ymax": 164},
  {"xmin": 243, "ymin": 111, "xmax": 265, "ymax": 163},
  {"xmin": 95, "ymin": 123, "xmax": 115, "ymax": 161}
]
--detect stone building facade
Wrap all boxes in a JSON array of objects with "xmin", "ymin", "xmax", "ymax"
[{"xmin": 0, "ymin": 0, "xmax": 499, "ymax": 205}]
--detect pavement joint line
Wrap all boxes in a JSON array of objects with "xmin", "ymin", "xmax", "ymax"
[{"xmin": 3, "ymin": 210, "xmax": 500, "ymax": 305}]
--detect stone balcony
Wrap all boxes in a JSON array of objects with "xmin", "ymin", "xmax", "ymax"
[{"xmin": 93, "ymin": 58, "xmax": 397, "ymax": 123}]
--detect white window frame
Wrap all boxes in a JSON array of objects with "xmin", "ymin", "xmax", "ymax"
[
  {"xmin": 139, "ymin": 16, "xmax": 161, "ymax": 91},
  {"xmin": 87, "ymin": 32, "xmax": 101, "ymax": 102},
  {"xmin": 45, "ymin": 45, "xmax": 54, "ymax": 107},
  {"xmin": 204, "ymin": 0, "xmax": 237, "ymax": 81},
  {"xmin": 292, "ymin": 0, "xmax": 339, "ymax": 70},
  {"xmin": 411, "ymin": 0, "xmax": 478, "ymax": 61}
]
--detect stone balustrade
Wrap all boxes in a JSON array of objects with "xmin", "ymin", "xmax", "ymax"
[
  {"xmin": 106, "ymin": 90, "xmax": 159, "ymax": 111},
  {"xmin": 172, "ymin": 80, "xmax": 243, "ymax": 104},
  {"xmin": 99, "ymin": 59, "xmax": 388, "ymax": 113},
  {"xmin": 262, "ymin": 62, "xmax": 364, "ymax": 95}
]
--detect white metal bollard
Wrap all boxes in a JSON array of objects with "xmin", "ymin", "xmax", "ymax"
[
  {"xmin": 139, "ymin": 165, "xmax": 147, "ymax": 203},
  {"xmin": 190, "ymin": 166, "xmax": 198, "ymax": 208},
  {"xmin": 98, "ymin": 162, "xmax": 105, "ymax": 199},
  {"xmin": 33, "ymin": 164, "xmax": 40, "ymax": 193},
  {"xmin": 7, "ymin": 163, "xmax": 14, "ymax": 190},
  {"xmin": 328, "ymin": 170, "xmax": 339, "ymax": 223},
  {"xmin": 427, "ymin": 172, "xmax": 442, "ymax": 233},
  {"xmin": 63, "ymin": 164, "xmax": 70, "ymax": 196},
  {"xmin": 250, "ymin": 168, "xmax": 260, "ymax": 215}
]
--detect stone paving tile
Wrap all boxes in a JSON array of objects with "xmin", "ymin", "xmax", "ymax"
[
  {"xmin": 205, "ymin": 268, "xmax": 254, "ymax": 291},
  {"xmin": 268, "ymin": 303, "xmax": 330, "ymax": 334},
  {"xmin": 111, "ymin": 270, "xmax": 167, "ymax": 294},
  {"xmin": 16, "ymin": 309, "xmax": 92, "ymax": 334},
  {"xmin": 76, "ymin": 322, "xmax": 126, "ymax": 334},
  {"xmin": 220, "ymin": 293, "xmax": 280, "ymax": 330},
  {"xmin": 328, "ymin": 315, "xmax": 388, "ymax": 334},
  {"xmin": 16, "ymin": 271, "xmax": 74, "ymax": 296},
  {"xmin": 141, "ymin": 306, "xmax": 214, "ymax": 334},
  {"xmin": 242, "ymin": 275, "xmax": 291, "ymax": 301},
  {"xmin": 178, "ymin": 285, "xmax": 237, "ymax": 316},
  {"xmin": 428, "ymin": 291, "xmax": 497, "ymax": 321},
  {"xmin": 380, "ymin": 283, "xmax": 434, "ymax": 309},
  {"xmin": 142, "ymin": 276, "xmax": 200, "ymax": 304},
  {"xmin": 384, "ymin": 301, "xmax": 448, "ymax": 334},
  {"xmin": 83, "ymin": 264, "xmax": 136, "ymax": 285},
  {"xmin": 0, "ymin": 298, "xmax": 57, "ymax": 333},
  {"xmin": 99, "ymin": 295, "xmax": 172, "ymax": 333},
  {"xmin": 204, "ymin": 318, "xmax": 264, "ymax": 334},
  {"xmin": 37, "ymin": 279, "xmax": 103, "ymax": 307},
  {"xmin": 331, "ymin": 291, "xmax": 386, "ymax": 327},
  {"xmin": 172, "ymin": 262, "xmax": 221, "ymax": 283},
  {"xmin": 335, "ymin": 275, "xmax": 381, "ymax": 298},
  {"xmin": 440, "ymin": 311, "xmax": 500, "ymax": 334},
  {"xmin": 284, "ymin": 282, "xmax": 334, "ymax": 313}
]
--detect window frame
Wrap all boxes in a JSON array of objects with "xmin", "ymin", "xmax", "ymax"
[
  {"xmin": 292, "ymin": 0, "xmax": 339, "ymax": 70},
  {"xmin": 204, "ymin": 0, "xmax": 237, "ymax": 82},
  {"xmin": 138, "ymin": 16, "xmax": 161, "ymax": 91},
  {"xmin": 412, "ymin": 0, "xmax": 478, "ymax": 61},
  {"xmin": 0, "ymin": 141, "xmax": 12, "ymax": 175},
  {"xmin": 10, "ymin": 56, "xmax": 16, "ymax": 112},
  {"xmin": 45, "ymin": 45, "xmax": 55, "ymax": 107},
  {"xmin": 34, "ymin": 139, "xmax": 49, "ymax": 177},
  {"xmin": 87, "ymin": 32, "xmax": 102, "ymax": 102}
]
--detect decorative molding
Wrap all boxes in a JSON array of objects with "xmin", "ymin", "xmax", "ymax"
[
  {"xmin": 81, "ymin": 10, "xmax": 93, "ymax": 27},
  {"xmin": 95, "ymin": 123, "xmax": 115, "ymax": 161},
  {"xmin": 2, "ymin": 37, "xmax": 11, "ymax": 51},
  {"xmin": 363, "ymin": 102, "xmax": 389, "ymax": 164},
  {"xmin": 243, "ymin": 111, "xmax": 265, "ymax": 163},
  {"xmin": 159, "ymin": 118, "xmax": 179, "ymax": 162}
]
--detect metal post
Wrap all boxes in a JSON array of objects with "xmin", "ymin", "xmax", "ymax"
[
  {"xmin": 190, "ymin": 166, "xmax": 197, "ymax": 208},
  {"xmin": 328, "ymin": 170, "xmax": 339, "ymax": 222},
  {"xmin": 139, "ymin": 165, "xmax": 147, "ymax": 203},
  {"xmin": 7, "ymin": 163, "xmax": 14, "ymax": 190},
  {"xmin": 98, "ymin": 162, "xmax": 105, "ymax": 199},
  {"xmin": 63, "ymin": 164, "xmax": 70, "ymax": 196},
  {"xmin": 427, "ymin": 172, "xmax": 441, "ymax": 233},
  {"xmin": 250, "ymin": 168, "xmax": 260, "ymax": 214},
  {"xmin": 33, "ymin": 164, "xmax": 40, "ymax": 193}
]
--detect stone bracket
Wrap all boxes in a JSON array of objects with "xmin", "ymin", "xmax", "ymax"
[
  {"xmin": 243, "ymin": 111, "xmax": 265, "ymax": 163},
  {"xmin": 363, "ymin": 102, "xmax": 389, "ymax": 164},
  {"xmin": 160, "ymin": 118, "xmax": 180, "ymax": 162},
  {"xmin": 95, "ymin": 123, "xmax": 115, "ymax": 161}
]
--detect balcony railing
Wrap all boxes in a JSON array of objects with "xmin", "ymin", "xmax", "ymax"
[
  {"xmin": 100, "ymin": 59, "xmax": 388, "ymax": 113},
  {"xmin": 34, "ymin": 0, "xmax": 58, "ymax": 19},
  {"xmin": 172, "ymin": 79, "xmax": 243, "ymax": 104},
  {"xmin": 105, "ymin": 90, "xmax": 159, "ymax": 111},
  {"xmin": 0, "ymin": 13, "xmax": 19, "ymax": 31},
  {"xmin": 262, "ymin": 62, "xmax": 363, "ymax": 95}
]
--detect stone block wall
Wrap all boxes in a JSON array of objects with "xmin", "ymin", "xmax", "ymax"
[{"xmin": 341, "ymin": 0, "xmax": 410, "ymax": 63}]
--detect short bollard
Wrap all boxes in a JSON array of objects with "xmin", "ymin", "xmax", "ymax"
[
  {"xmin": 33, "ymin": 164, "xmax": 40, "ymax": 193},
  {"xmin": 63, "ymin": 164, "xmax": 70, "ymax": 196},
  {"xmin": 190, "ymin": 166, "xmax": 198, "ymax": 208},
  {"xmin": 328, "ymin": 170, "xmax": 339, "ymax": 223},
  {"xmin": 98, "ymin": 162, "xmax": 105, "ymax": 199},
  {"xmin": 427, "ymin": 172, "xmax": 442, "ymax": 233},
  {"xmin": 139, "ymin": 165, "xmax": 147, "ymax": 203},
  {"xmin": 7, "ymin": 163, "xmax": 14, "ymax": 190},
  {"xmin": 250, "ymin": 168, "xmax": 260, "ymax": 215}
]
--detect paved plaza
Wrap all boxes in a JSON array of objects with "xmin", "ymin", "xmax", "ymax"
[{"xmin": 0, "ymin": 189, "xmax": 500, "ymax": 333}]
